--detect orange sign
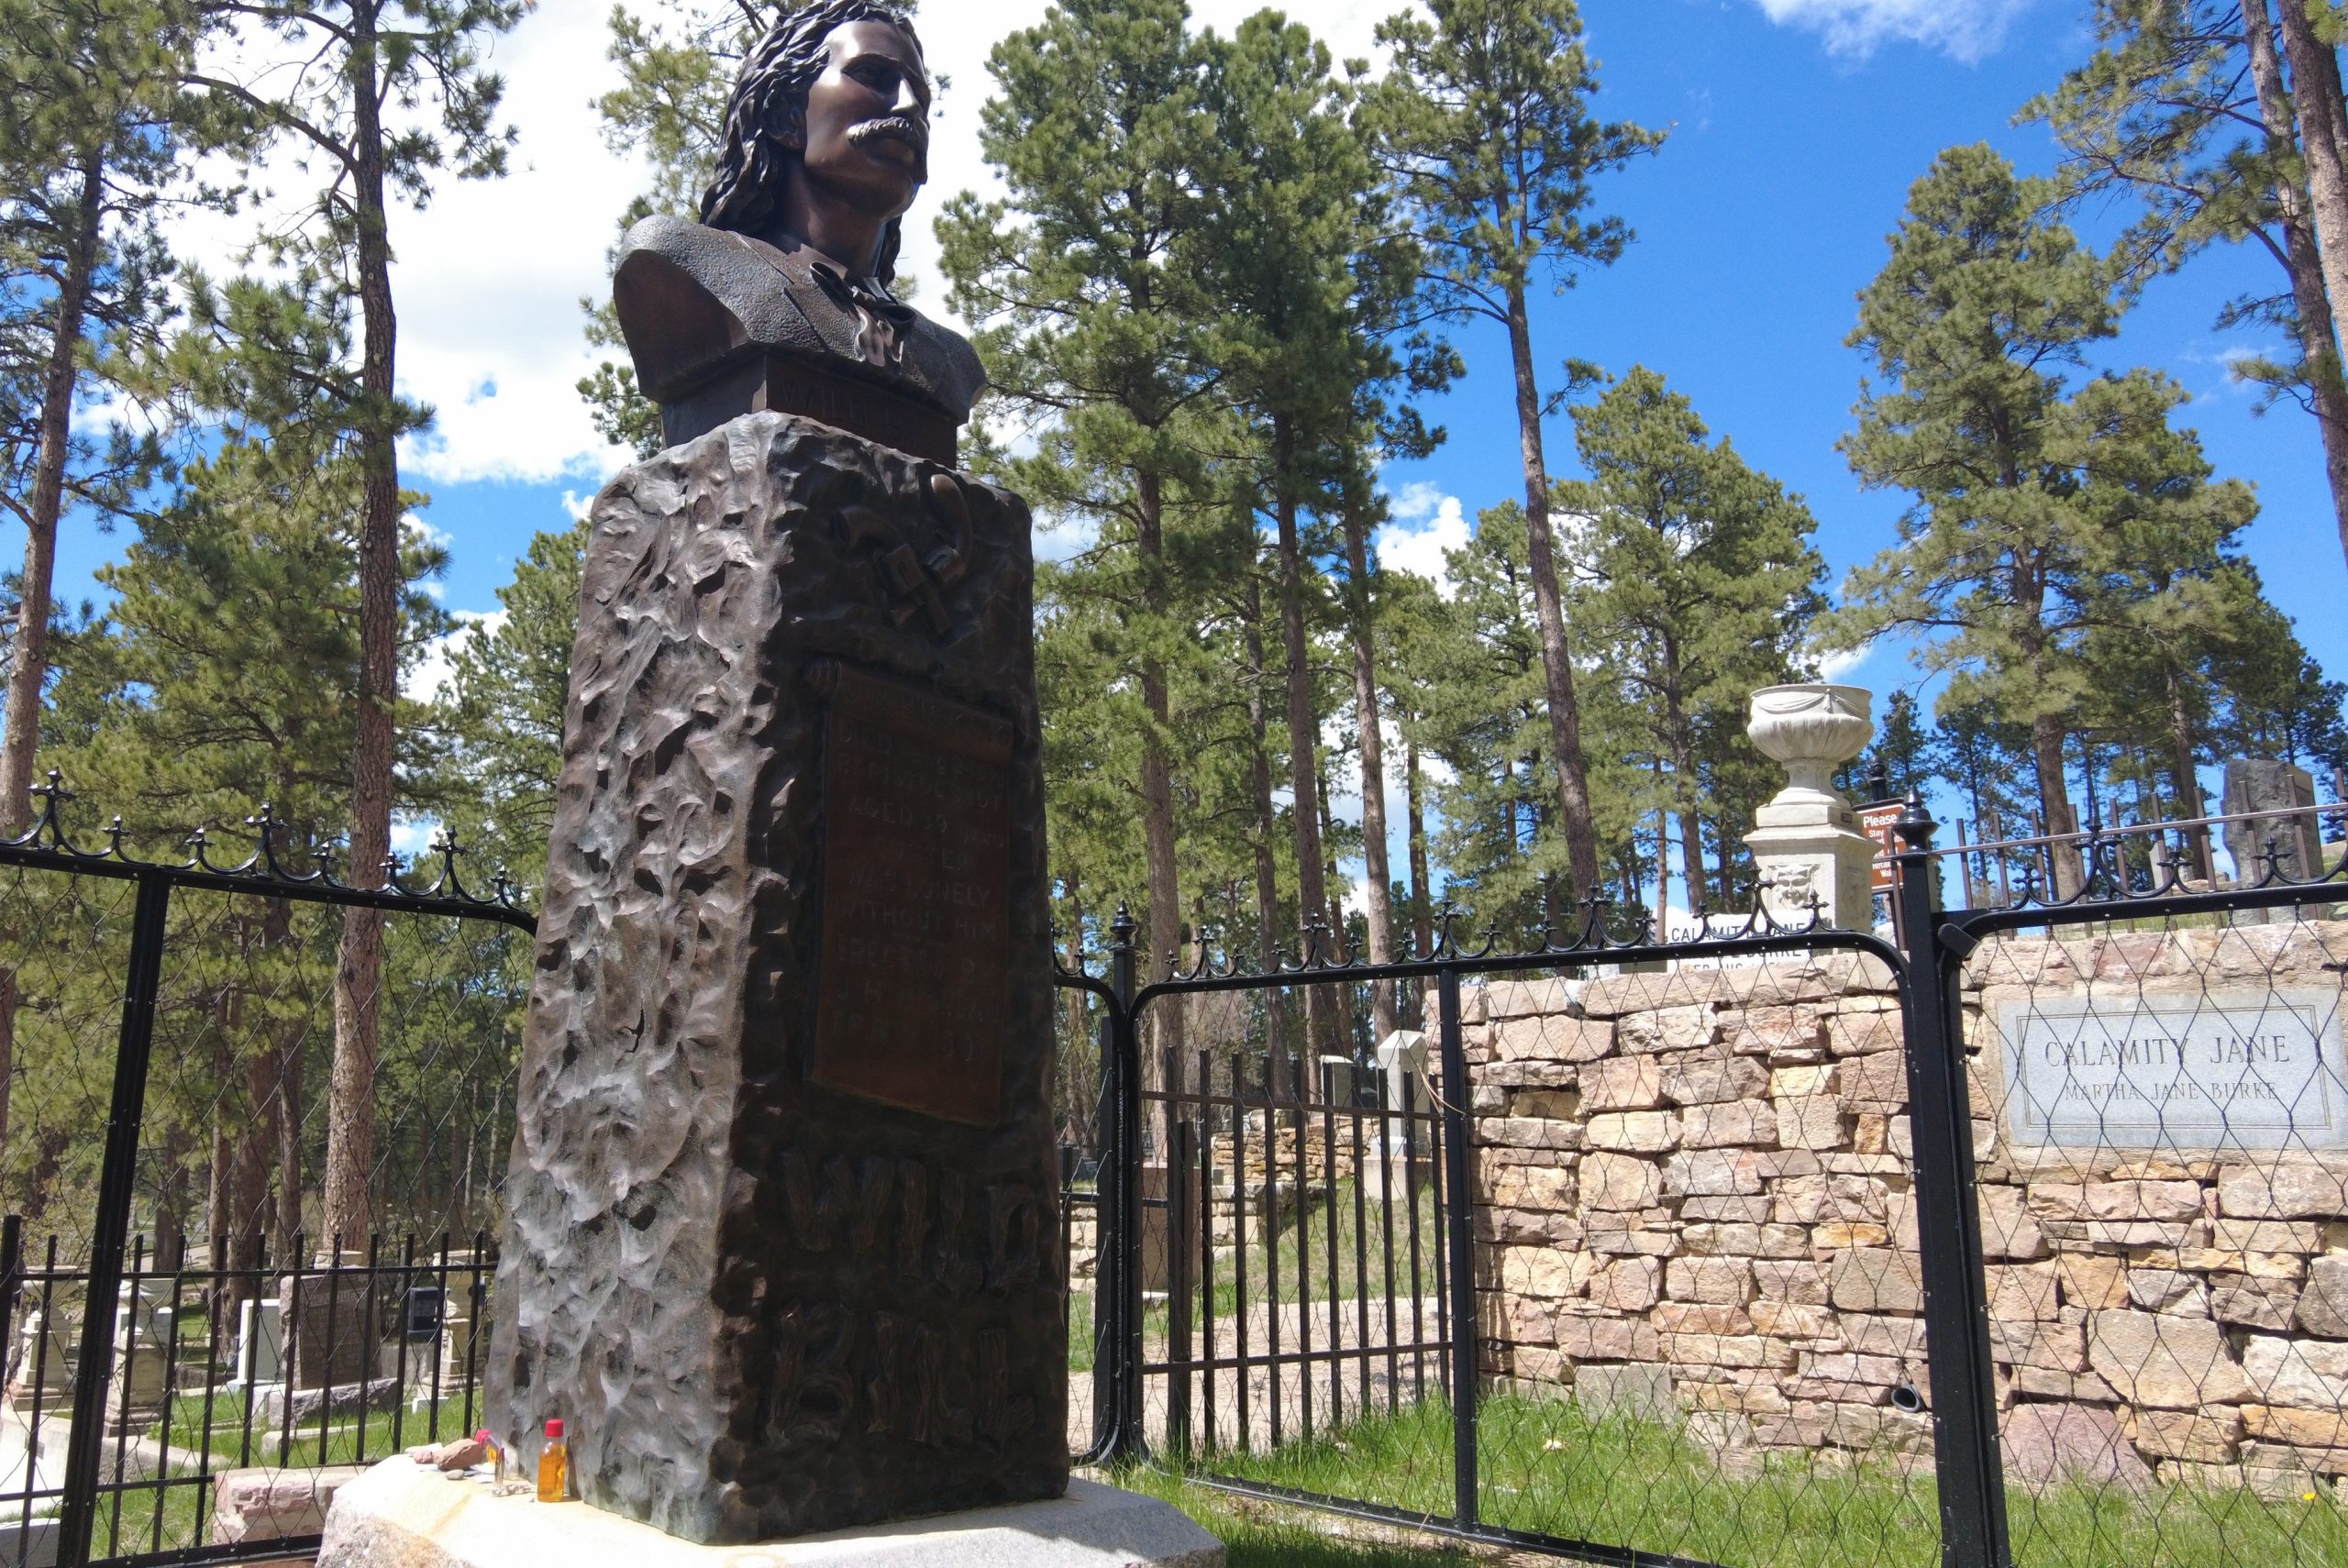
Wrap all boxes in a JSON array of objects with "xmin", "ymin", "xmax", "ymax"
[{"xmin": 1858, "ymin": 803, "xmax": 1905, "ymax": 893}]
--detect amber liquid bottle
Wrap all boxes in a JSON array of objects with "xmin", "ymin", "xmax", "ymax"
[{"xmin": 537, "ymin": 1419, "xmax": 568, "ymax": 1502}]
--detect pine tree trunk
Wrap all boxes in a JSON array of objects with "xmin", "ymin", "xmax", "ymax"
[
  {"xmin": 1241, "ymin": 578, "xmax": 1290, "ymax": 1070},
  {"xmin": 2032, "ymin": 715, "xmax": 2084, "ymax": 899},
  {"xmin": 276, "ymin": 1030, "xmax": 304, "ymax": 1256},
  {"xmin": 1134, "ymin": 472, "xmax": 1180, "ymax": 1163},
  {"xmin": 2277, "ymin": 0, "xmax": 2348, "ymax": 366},
  {"xmin": 1339, "ymin": 505, "xmax": 1397, "ymax": 1043},
  {"xmin": 2163, "ymin": 657, "xmax": 2214, "ymax": 880},
  {"xmin": 1661, "ymin": 658, "xmax": 1707, "ymax": 919},
  {"xmin": 1272, "ymin": 416, "xmax": 1330, "ymax": 1081},
  {"xmin": 0, "ymin": 151, "xmax": 102, "ymax": 834},
  {"xmin": 0, "ymin": 152, "xmax": 102, "ymax": 1186},
  {"xmin": 1405, "ymin": 736, "xmax": 1433, "ymax": 960},
  {"xmin": 1317, "ymin": 771, "xmax": 1356, "ymax": 1058},
  {"xmin": 1502, "ymin": 284, "xmax": 1599, "ymax": 898},
  {"xmin": 327, "ymin": 1, "xmax": 397, "ymax": 1251},
  {"xmin": 2244, "ymin": 0, "xmax": 2348, "ymax": 573},
  {"xmin": 1062, "ymin": 877, "xmax": 1095, "ymax": 1149}
]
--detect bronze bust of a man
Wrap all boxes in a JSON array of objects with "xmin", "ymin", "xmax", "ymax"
[{"xmin": 613, "ymin": 0, "xmax": 983, "ymax": 463}]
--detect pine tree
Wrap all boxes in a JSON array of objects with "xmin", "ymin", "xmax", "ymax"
[
  {"xmin": 1560, "ymin": 367, "xmax": 1825, "ymax": 914},
  {"xmin": 1833, "ymin": 147, "xmax": 2140, "ymax": 899},
  {"xmin": 1365, "ymin": 0, "xmax": 1661, "ymax": 900},
  {"xmin": 2031, "ymin": 0, "xmax": 2348, "ymax": 572},
  {"xmin": 939, "ymin": 0, "xmax": 1215, "ymax": 1072},
  {"xmin": 186, "ymin": 0, "xmax": 525, "ymax": 1246},
  {"xmin": 429, "ymin": 520, "xmax": 584, "ymax": 892},
  {"xmin": 0, "ymin": 0, "xmax": 249, "ymax": 831},
  {"xmin": 1191, "ymin": 11, "xmax": 1390, "ymax": 1065}
]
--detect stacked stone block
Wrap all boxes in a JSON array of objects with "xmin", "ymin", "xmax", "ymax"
[{"xmin": 1465, "ymin": 922, "xmax": 2348, "ymax": 1495}]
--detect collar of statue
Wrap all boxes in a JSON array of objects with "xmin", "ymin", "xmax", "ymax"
[{"xmin": 807, "ymin": 255, "xmax": 916, "ymax": 370}]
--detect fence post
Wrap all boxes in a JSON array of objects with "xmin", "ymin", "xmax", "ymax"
[
  {"xmin": 57, "ymin": 868, "xmax": 171, "ymax": 1568},
  {"xmin": 1434, "ymin": 965, "xmax": 1479, "ymax": 1531},
  {"xmin": 1893, "ymin": 798, "xmax": 2010, "ymax": 1568},
  {"xmin": 0, "ymin": 1214, "xmax": 21, "ymax": 1359},
  {"xmin": 1097, "ymin": 903, "xmax": 1146, "ymax": 1463},
  {"xmin": 1166, "ymin": 1115, "xmax": 1194, "ymax": 1463}
]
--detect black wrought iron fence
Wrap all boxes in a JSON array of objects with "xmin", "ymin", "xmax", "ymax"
[
  {"xmin": 1065, "ymin": 799, "xmax": 2348, "ymax": 1568},
  {"xmin": 0, "ymin": 1227, "xmax": 495, "ymax": 1567},
  {"xmin": 0, "ymin": 782, "xmax": 531, "ymax": 1568}
]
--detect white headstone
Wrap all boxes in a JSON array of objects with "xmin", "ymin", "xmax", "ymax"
[
  {"xmin": 2001, "ymin": 990, "xmax": 2348, "ymax": 1150},
  {"xmin": 232, "ymin": 1298, "xmax": 283, "ymax": 1389},
  {"xmin": 1370, "ymin": 1030, "xmax": 1432, "ymax": 1202}
]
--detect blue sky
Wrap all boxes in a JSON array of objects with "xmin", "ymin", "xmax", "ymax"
[{"xmin": 20, "ymin": 0, "xmax": 2341, "ymax": 871}]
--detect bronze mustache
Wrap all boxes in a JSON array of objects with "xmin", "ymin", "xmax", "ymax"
[{"xmin": 848, "ymin": 116, "xmax": 929, "ymax": 157}]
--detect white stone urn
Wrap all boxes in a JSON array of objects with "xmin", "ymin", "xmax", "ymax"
[{"xmin": 1746, "ymin": 684, "xmax": 1875, "ymax": 804}]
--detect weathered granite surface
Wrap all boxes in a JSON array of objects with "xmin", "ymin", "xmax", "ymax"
[{"xmin": 485, "ymin": 411, "xmax": 1065, "ymax": 1543}]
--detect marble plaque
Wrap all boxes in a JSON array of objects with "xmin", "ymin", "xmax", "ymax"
[
  {"xmin": 814, "ymin": 662, "xmax": 1012, "ymax": 1124},
  {"xmin": 2001, "ymin": 990, "xmax": 2348, "ymax": 1150}
]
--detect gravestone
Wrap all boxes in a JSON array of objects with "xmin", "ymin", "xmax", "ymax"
[
  {"xmin": 481, "ymin": 5, "xmax": 1072, "ymax": 1551},
  {"xmin": 8, "ymin": 1309, "xmax": 72, "ymax": 1408},
  {"xmin": 1368, "ymin": 1030, "xmax": 1431, "ymax": 1204},
  {"xmin": 2222, "ymin": 760, "xmax": 2327, "ymax": 915},
  {"xmin": 286, "ymin": 1273, "xmax": 378, "ymax": 1392},
  {"xmin": 231, "ymin": 1298, "xmax": 283, "ymax": 1390}
]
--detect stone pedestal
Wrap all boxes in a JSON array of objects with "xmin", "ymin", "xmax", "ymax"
[
  {"xmin": 487, "ymin": 413, "xmax": 1065, "ymax": 1544},
  {"xmin": 316, "ymin": 1461, "xmax": 1221, "ymax": 1568},
  {"xmin": 1743, "ymin": 685, "xmax": 1878, "ymax": 932},
  {"xmin": 10, "ymin": 1309, "xmax": 73, "ymax": 1408},
  {"xmin": 1367, "ymin": 1031, "xmax": 1430, "ymax": 1204}
]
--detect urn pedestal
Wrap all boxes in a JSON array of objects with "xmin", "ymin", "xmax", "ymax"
[{"xmin": 1743, "ymin": 683, "xmax": 1879, "ymax": 932}]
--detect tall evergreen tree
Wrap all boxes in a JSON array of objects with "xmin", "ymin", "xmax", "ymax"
[
  {"xmin": 2032, "ymin": 0, "xmax": 2348, "ymax": 571},
  {"xmin": 186, "ymin": 0, "xmax": 525, "ymax": 1245},
  {"xmin": 1560, "ymin": 366, "xmax": 1824, "ymax": 914},
  {"xmin": 0, "ymin": 0, "xmax": 248, "ymax": 831},
  {"xmin": 1192, "ymin": 12, "xmax": 1393, "ymax": 1064},
  {"xmin": 1833, "ymin": 147, "xmax": 2141, "ymax": 899},
  {"xmin": 939, "ymin": 0, "xmax": 1214, "ymax": 1070},
  {"xmin": 1366, "ymin": 0, "xmax": 1661, "ymax": 900}
]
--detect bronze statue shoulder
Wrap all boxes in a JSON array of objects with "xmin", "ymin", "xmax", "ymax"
[{"xmin": 613, "ymin": 213, "xmax": 984, "ymax": 445}]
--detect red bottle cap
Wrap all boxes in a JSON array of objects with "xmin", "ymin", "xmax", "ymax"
[{"xmin": 545, "ymin": 1419, "xmax": 563, "ymax": 1439}]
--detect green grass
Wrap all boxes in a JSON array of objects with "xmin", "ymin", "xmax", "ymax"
[
  {"xmin": 152, "ymin": 1385, "xmax": 480, "ymax": 1469},
  {"xmin": 1069, "ymin": 1289, "xmax": 1094, "ymax": 1373},
  {"xmin": 1118, "ymin": 1463, "xmax": 1474, "ymax": 1566},
  {"xmin": 1146, "ymin": 1177, "xmax": 1444, "ymax": 1341},
  {"xmin": 1180, "ymin": 1394, "xmax": 2348, "ymax": 1568}
]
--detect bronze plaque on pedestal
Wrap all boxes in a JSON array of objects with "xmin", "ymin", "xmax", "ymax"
[{"xmin": 813, "ymin": 662, "xmax": 1012, "ymax": 1125}]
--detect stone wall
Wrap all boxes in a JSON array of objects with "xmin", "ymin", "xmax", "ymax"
[{"xmin": 1467, "ymin": 921, "xmax": 2348, "ymax": 1494}]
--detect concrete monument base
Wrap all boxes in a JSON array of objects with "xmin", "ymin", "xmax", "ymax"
[{"xmin": 316, "ymin": 1460, "xmax": 1224, "ymax": 1568}]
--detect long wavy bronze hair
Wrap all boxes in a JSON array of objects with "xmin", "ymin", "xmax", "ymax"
[{"xmin": 700, "ymin": 0, "xmax": 923, "ymax": 285}]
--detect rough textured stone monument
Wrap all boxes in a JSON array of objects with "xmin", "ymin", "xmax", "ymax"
[{"xmin": 476, "ymin": 2, "xmax": 1076, "ymax": 1545}]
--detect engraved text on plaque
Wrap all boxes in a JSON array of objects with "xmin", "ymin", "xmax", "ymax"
[{"xmin": 814, "ymin": 662, "xmax": 1013, "ymax": 1124}]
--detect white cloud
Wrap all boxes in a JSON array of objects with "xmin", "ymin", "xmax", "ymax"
[
  {"xmin": 406, "ymin": 608, "xmax": 510, "ymax": 704},
  {"xmin": 391, "ymin": 817, "xmax": 440, "ymax": 858},
  {"xmin": 168, "ymin": 3, "xmax": 1423, "ymax": 490},
  {"xmin": 1375, "ymin": 492, "xmax": 1469, "ymax": 596},
  {"xmin": 1747, "ymin": 0, "xmax": 2032, "ymax": 60},
  {"xmin": 172, "ymin": 5, "xmax": 643, "ymax": 487},
  {"xmin": 1816, "ymin": 645, "xmax": 1868, "ymax": 681}
]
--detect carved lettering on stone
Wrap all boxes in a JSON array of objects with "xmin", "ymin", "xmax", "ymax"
[{"xmin": 2000, "ymin": 991, "xmax": 2348, "ymax": 1150}]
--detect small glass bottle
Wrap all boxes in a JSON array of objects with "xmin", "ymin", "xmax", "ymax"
[{"xmin": 537, "ymin": 1419, "xmax": 568, "ymax": 1502}]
